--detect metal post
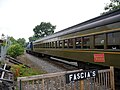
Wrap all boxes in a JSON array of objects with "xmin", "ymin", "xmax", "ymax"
[{"xmin": 1, "ymin": 63, "xmax": 7, "ymax": 79}]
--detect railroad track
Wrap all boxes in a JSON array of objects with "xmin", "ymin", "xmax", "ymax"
[
  {"xmin": 6, "ymin": 56, "xmax": 30, "ymax": 68},
  {"xmin": 32, "ymin": 54, "xmax": 78, "ymax": 71},
  {"xmin": 49, "ymin": 57, "xmax": 78, "ymax": 69}
]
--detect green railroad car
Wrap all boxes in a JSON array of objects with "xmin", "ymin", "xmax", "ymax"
[{"xmin": 27, "ymin": 9, "xmax": 120, "ymax": 69}]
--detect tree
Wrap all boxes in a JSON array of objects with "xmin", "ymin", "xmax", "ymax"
[
  {"xmin": 17, "ymin": 38, "xmax": 26, "ymax": 47},
  {"xmin": 33, "ymin": 22, "xmax": 56, "ymax": 39},
  {"xmin": 102, "ymin": 0, "xmax": 120, "ymax": 14},
  {"xmin": 28, "ymin": 35, "xmax": 37, "ymax": 42},
  {"xmin": 9, "ymin": 37, "xmax": 17, "ymax": 45}
]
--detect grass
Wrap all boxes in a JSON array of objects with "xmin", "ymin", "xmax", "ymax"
[{"xmin": 9, "ymin": 54, "xmax": 47, "ymax": 80}]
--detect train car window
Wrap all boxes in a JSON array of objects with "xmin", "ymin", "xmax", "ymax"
[
  {"xmin": 36, "ymin": 44, "xmax": 38, "ymax": 48},
  {"xmin": 45, "ymin": 43, "xmax": 47, "ymax": 48},
  {"xmin": 107, "ymin": 31, "xmax": 120, "ymax": 49},
  {"xmin": 68, "ymin": 39, "xmax": 73, "ymax": 48},
  {"xmin": 42, "ymin": 43, "xmax": 44, "ymax": 48},
  {"xmin": 38, "ymin": 44, "xmax": 39, "ymax": 48},
  {"xmin": 44, "ymin": 43, "xmax": 46, "ymax": 48},
  {"xmin": 75, "ymin": 37, "xmax": 81, "ymax": 49},
  {"xmin": 54, "ymin": 41, "xmax": 56, "ymax": 48},
  {"xmin": 39, "ymin": 43, "xmax": 41, "ymax": 48},
  {"xmin": 62, "ymin": 40, "xmax": 65, "ymax": 48},
  {"xmin": 42, "ymin": 44, "xmax": 43, "ymax": 48},
  {"xmin": 56, "ymin": 41, "xmax": 59, "ymax": 48},
  {"xmin": 43, "ymin": 43, "xmax": 45, "ymax": 48},
  {"xmin": 41, "ymin": 44, "xmax": 43, "ymax": 48},
  {"xmin": 34, "ymin": 45, "xmax": 36, "ymax": 48},
  {"xmin": 95, "ymin": 34, "xmax": 104, "ymax": 49},
  {"xmin": 46, "ymin": 43, "xmax": 48, "ymax": 48},
  {"xmin": 83, "ymin": 36, "xmax": 90, "ymax": 49},
  {"xmin": 43, "ymin": 43, "xmax": 44, "ymax": 48},
  {"xmin": 53, "ymin": 42, "xmax": 55, "ymax": 48},
  {"xmin": 39, "ymin": 44, "xmax": 41, "ymax": 48},
  {"xmin": 59, "ymin": 41, "xmax": 62, "ymax": 48},
  {"xmin": 49, "ymin": 42, "xmax": 51, "ymax": 48},
  {"xmin": 56, "ymin": 41, "xmax": 60, "ymax": 48},
  {"xmin": 46, "ymin": 43, "xmax": 47, "ymax": 48},
  {"xmin": 48, "ymin": 42, "xmax": 50, "ymax": 48},
  {"xmin": 35, "ymin": 45, "xmax": 37, "ymax": 48},
  {"xmin": 55, "ymin": 41, "xmax": 57, "ymax": 48},
  {"xmin": 50, "ymin": 42, "xmax": 52, "ymax": 48},
  {"xmin": 64, "ymin": 40, "xmax": 68, "ymax": 48},
  {"xmin": 44, "ymin": 43, "xmax": 45, "ymax": 48},
  {"xmin": 51, "ymin": 42, "xmax": 53, "ymax": 48},
  {"xmin": 34, "ymin": 45, "xmax": 35, "ymax": 48},
  {"xmin": 33, "ymin": 45, "xmax": 36, "ymax": 48}
]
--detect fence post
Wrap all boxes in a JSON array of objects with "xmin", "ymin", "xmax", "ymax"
[
  {"xmin": 18, "ymin": 79, "xmax": 22, "ymax": 90},
  {"xmin": 110, "ymin": 66, "xmax": 115, "ymax": 90},
  {"xmin": 80, "ymin": 80, "xmax": 84, "ymax": 90},
  {"xmin": 42, "ymin": 79, "xmax": 45, "ymax": 90}
]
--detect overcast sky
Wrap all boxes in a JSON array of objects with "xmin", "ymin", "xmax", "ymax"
[{"xmin": 0, "ymin": 0, "xmax": 110, "ymax": 42}]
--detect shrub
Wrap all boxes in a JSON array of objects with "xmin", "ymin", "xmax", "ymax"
[
  {"xmin": 7, "ymin": 44, "xmax": 24, "ymax": 58},
  {"xmin": 11, "ymin": 65, "xmax": 44, "ymax": 80}
]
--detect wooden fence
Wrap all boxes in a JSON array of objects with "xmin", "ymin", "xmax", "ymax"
[{"xmin": 17, "ymin": 66, "xmax": 115, "ymax": 90}]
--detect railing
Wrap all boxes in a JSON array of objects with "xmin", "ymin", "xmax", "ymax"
[
  {"xmin": 17, "ymin": 66, "xmax": 115, "ymax": 90},
  {"xmin": 0, "ymin": 64, "xmax": 14, "ymax": 89}
]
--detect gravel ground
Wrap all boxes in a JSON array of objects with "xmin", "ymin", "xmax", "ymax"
[{"xmin": 25, "ymin": 53, "xmax": 67, "ymax": 73}]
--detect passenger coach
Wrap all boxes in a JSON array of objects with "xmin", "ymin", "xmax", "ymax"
[{"xmin": 27, "ymin": 9, "xmax": 120, "ymax": 69}]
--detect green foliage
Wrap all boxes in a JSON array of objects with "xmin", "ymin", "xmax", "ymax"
[
  {"xmin": 17, "ymin": 38, "xmax": 26, "ymax": 47},
  {"xmin": 1, "ymin": 41, "xmax": 6, "ymax": 46},
  {"xmin": 28, "ymin": 35, "xmax": 38, "ymax": 42},
  {"xmin": 7, "ymin": 44, "xmax": 24, "ymax": 58},
  {"xmin": 7, "ymin": 37, "xmax": 26, "ymax": 58},
  {"xmin": 102, "ymin": 0, "xmax": 120, "ymax": 14},
  {"xmin": 33, "ymin": 22, "xmax": 56, "ymax": 39},
  {"xmin": 11, "ymin": 65, "xmax": 45, "ymax": 80},
  {"xmin": 9, "ymin": 37, "xmax": 17, "ymax": 45}
]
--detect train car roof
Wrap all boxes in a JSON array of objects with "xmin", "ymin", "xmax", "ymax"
[{"xmin": 34, "ymin": 9, "xmax": 120, "ymax": 43}]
